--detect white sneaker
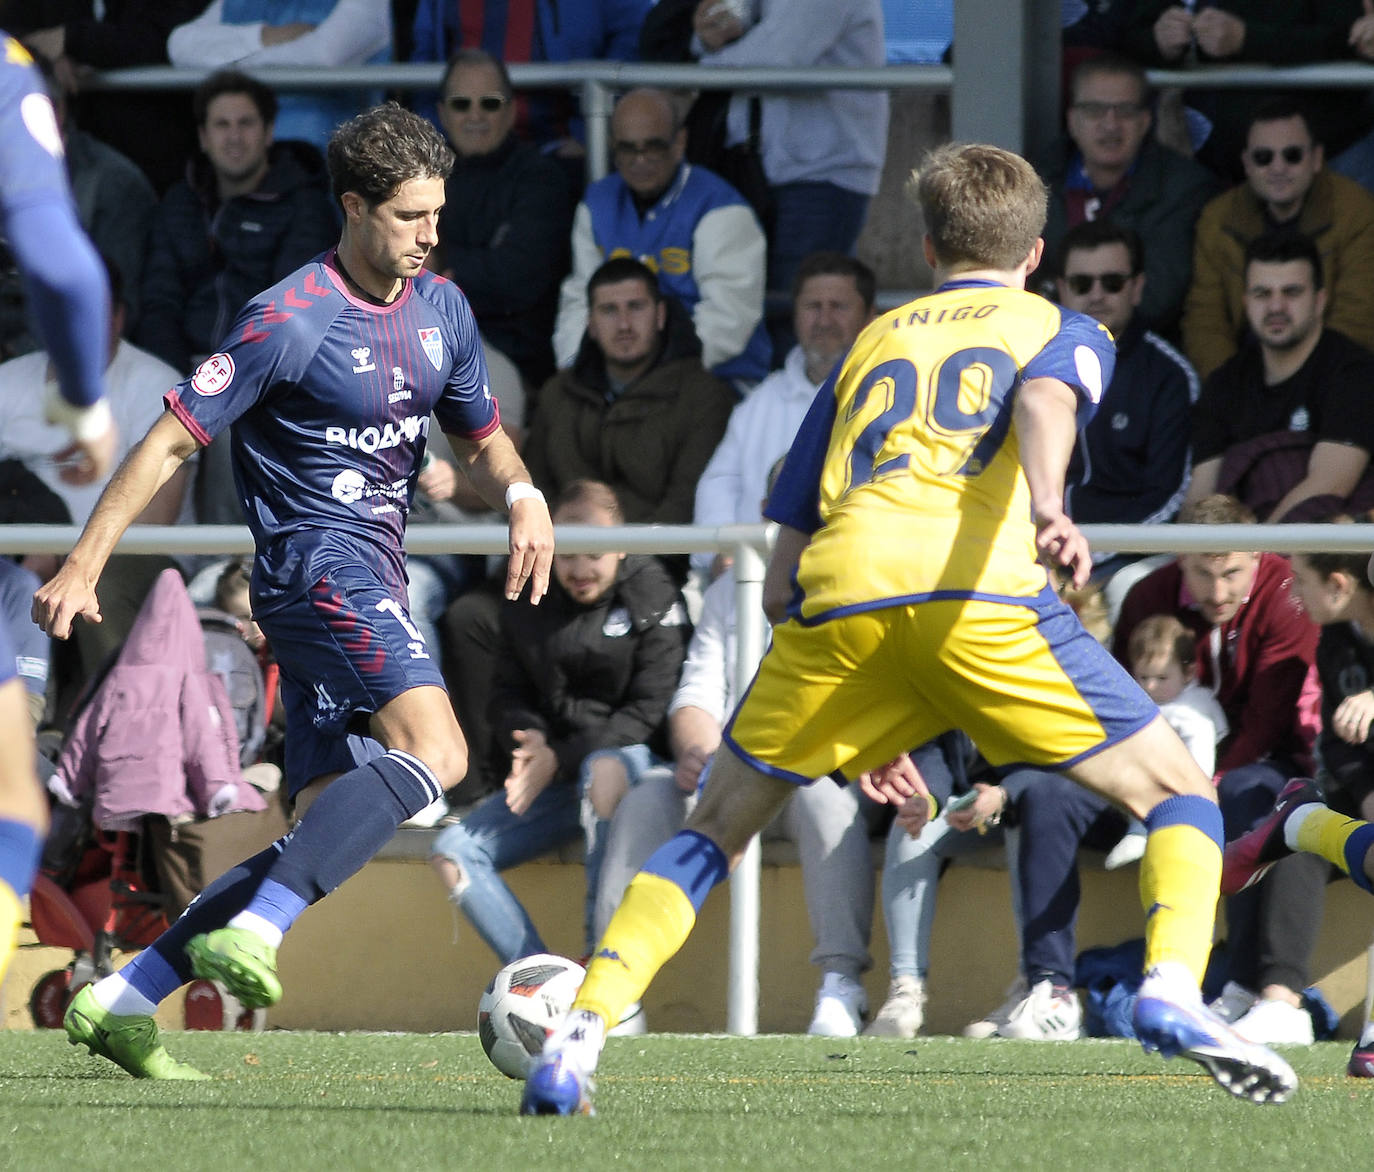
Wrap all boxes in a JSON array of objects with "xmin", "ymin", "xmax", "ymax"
[
  {"xmin": 863, "ymin": 975, "xmax": 926, "ymax": 1038},
  {"xmin": 964, "ymin": 975, "xmax": 1030, "ymax": 1039},
  {"xmin": 807, "ymin": 972, "xmax": 867, "ymax": 1037},
  {"xmin": 996, "ymin": 978, "xmax": 1083, "ymax": 1040},
  {"xmin": 1232, "ymin": 997, "xmax": 1314, "ymax": 1045},
  {"xmin": 400, "ymin": 795, "xmax": 449, "ymax": 828},
  {"xmin": 1207, "ymin": 980, "xmax": 1258, "ymax": 1024},
  {"xmin": 1103, "ymin": 824, "xmax": 1147, "ymax": 870}
]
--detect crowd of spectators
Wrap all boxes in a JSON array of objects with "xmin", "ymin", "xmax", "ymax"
[{"xmin": 8, "ymin": 1, "xmax": 1374, "ymax": 1045}]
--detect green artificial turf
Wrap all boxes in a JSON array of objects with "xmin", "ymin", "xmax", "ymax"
[{"xmin": 0, "ymin": 1031, "xmax": 1365, "ymax": 1171}]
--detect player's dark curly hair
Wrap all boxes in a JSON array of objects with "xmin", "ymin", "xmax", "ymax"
[{"xmin": 327, "ymin": 102, "xmax": 454, "ymax": 209}]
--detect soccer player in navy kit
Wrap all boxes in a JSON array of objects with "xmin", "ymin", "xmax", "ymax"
[
  {"xmin": 33, "ymin": 102, "xmax": 554, "ymax": 1079},
  {"xmin": 0, "ymin": 32, "xmax": 116, "ymax": 991}
]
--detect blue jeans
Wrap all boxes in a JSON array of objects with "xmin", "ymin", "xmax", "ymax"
[
  {"xmin": 1012, "ymin": 769, "xmax": 1127, "ymax": 988},
  {"xmin": 431, "ymin": 781, "xmax": 583, "ymax": 963},
  {"xmin": 432, "ymin": 743, "xmax": 662, "ymax": 961}
]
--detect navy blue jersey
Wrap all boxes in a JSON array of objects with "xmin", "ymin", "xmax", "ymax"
[
  {"xmin": 166, "ymin": 250, "xmax": 499, "ymax": 614},
  {"xmin": 0, "ymin": 38, "xmax": 67, "ymax": 221}
]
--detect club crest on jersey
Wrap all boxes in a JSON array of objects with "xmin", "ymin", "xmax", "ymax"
[
  {"xmin": 191, "ymin": 353, "xmax": 235, "ymax": 396},
  {"xmin": 351, "ymin": 346, "xmax": 375, "ymax": 374},
  {"xmin": 417, "ymin": 327, "xmax": 443, "ymax": 371}
]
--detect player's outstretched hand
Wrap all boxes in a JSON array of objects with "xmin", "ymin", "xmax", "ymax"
[
  {"xmin": 505, "ymin": 495, "xmax": 555, "ymax": 603},
  {"xmin": 32, "ymin": 560, "xmax": 102, "ymax": 639},
  {"xmin": 1034, "ymin": 509, "xmax": 1092, "ymax": 590}
]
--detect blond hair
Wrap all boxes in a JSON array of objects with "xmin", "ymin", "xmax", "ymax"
[
  {"xmin": 909, "ymin": 143, "xmax": 1047, "ymax": 271},
  {"xmin": 1128, "ymin": 614, "xmax": 1198, "ymax": 674}
]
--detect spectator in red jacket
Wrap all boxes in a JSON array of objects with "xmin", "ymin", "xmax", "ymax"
[{"xmin": 1112, "ymin": 493, "xmax": 1323, "ymax": 1046}]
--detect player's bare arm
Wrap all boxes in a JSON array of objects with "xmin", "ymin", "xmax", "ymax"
[
  {"xmin": 447, "ymin": 426, "xmax": 554, "ymax": 603},
  {"xmin": 761, "ymin": 523, "xmax": 809, "ymax": 623},
  {"xmin": 32, "ymin": 410, "xmax": 201, "ymax": 639},
  {"xmin": 1015, "ymin": 375, "xmax": 1092, "ymax": 590}
]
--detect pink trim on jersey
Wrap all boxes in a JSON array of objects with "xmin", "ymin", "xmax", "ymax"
[
  {"xmin": 457, "ymin": 400, "xmax": 503, "ymax": 442},
  {"xmin": 321, "ymin": 250, "xmax": 416, "ymax": 314},
  {"xmin": 164, "ymin": 389, "xmax": 213, "ymax": 447}
]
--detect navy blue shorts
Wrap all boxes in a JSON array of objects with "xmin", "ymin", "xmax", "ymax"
[{"xmin": 257, "ymin": 563, "xmax": 446, "ymax": 795}]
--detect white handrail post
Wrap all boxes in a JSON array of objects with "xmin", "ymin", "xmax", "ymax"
[
  {"xmin": 583, "ymin": 77, "xmax": 612, "ymax": 183},
  {"xmin": 727, "ymin": 537, "xmax": 768, "ymax": 1035}
]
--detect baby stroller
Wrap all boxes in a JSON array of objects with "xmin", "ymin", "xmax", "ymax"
[{"xmin": 27, "ymin": 568, "xmax": 287, "ymax": 1030}]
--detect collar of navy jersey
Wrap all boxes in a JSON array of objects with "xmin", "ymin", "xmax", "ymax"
[{"xmin": 323, "ymin": 249, "xmax": 416, "ymax": 314}]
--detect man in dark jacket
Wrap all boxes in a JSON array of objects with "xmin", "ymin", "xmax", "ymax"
[
  {"xmin": 433, "ymin": 49, "xmax": 573, "ymax": 392},
  {"xmin": 525, "ymin": 256, "xmax": 736, "ymax": 528},
  {"xmin": 1038, "ymin": 53, "xmax": 1221, "ymax": 337},
  {"xmin": 1057, "ymin": 220, "xmax": 1197, "ymax": 536},
  {"xmin": 136, "ymin": 70, "xmax": 338, "ymax": 376},
  {"xmin": 430, "ymin": 479, "xmax": 689, "ymax": 963}
]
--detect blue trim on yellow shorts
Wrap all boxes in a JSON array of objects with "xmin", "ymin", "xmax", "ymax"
[{"xmin": 788, "ymin": 586, "xmax": 1050, "ymax": 627}]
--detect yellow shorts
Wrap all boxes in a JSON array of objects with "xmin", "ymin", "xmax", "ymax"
[{"xmin": 724, "ymin": 587, "xmax": 1156, "ymax": 784}]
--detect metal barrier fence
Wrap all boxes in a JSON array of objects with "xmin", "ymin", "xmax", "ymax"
[{"xmin": 5, "ymin": 519, "xmax": 1374, "ymax": 1031}]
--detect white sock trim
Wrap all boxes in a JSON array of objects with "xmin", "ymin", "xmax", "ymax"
[
  {"xmin": 92, "ymin": 973, "xmax": 158, "ymax": 1018},
  {"xmin": 387, "ymin": 749, "xmax": 444, "ymax": 806},
  {"xmin": 1283, "ymin": 803, "xmax": 1317, "ymax": 851},
  {"xmin": 227, "ymin": 911, "xmax": 283, "ymax": 948}
]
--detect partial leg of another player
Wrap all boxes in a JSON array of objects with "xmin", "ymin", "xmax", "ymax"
[
  {"xmin": 66, "ymin": 685, "xmax": 462, "ymax": 1078},
  {"xmin": 0, "ymin": 678, "xmax": 46, "ymax": 987},
  {"xmin": 521, "ymin": 750, "xmax": 795, "ymax": 1115},
  {"xmin": 1067, "ymin": 716, "xmax": 1296, "ymax": 1104},
  {"xmin": 1220, "ymin": 777, "xmax": 1374, "ymax": 1076}
]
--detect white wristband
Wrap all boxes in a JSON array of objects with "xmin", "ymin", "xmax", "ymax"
[
  {"xmin": 505, "ymin": 482, "xmax": 545, "ymax": 510},
  {"xmin": 44, "ymin": 389, "xmax": 113, "ymax": 443}
]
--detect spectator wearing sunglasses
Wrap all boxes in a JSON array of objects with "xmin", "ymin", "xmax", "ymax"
[
  {"xmin": 433, "ymin": 49, "xmax": 573, "ymax": 391},
  {"xmin": 1038, "ymin": 54, "xmax": 1220, "ymax": 340},
  {"xmin": 1183, "ymin": 99, "xmax": 1374, "ymax": 381},
  {"xmin": 553, "ymin": 87, "xmax": 771, "ymax": 389},
  {"xmin": 1054, "ymin": 220, "xmax": 1197, "ymax": 587},
  {"xmin": 1183, "ymin": 230, "xmax": 1374, "ymax": 524}
]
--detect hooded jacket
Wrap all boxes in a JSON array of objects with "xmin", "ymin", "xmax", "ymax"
[{"xmin": 137, "ymin": 139, "xmax": 339, "ymax": 371}]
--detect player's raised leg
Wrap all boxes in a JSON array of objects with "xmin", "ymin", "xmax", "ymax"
[
  {"xmin": 1221, "ymin": 777, "xmax": 1374, "ymax": 896},
  {"xmin": 521, "ymin": 749, "xmax": 795, "ymax": 1115},
  {"xmin": 1068, "ymin": 716, "xmax": 1296, "ymax": 1104}
]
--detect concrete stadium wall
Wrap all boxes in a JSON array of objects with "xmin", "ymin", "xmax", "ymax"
[{"xmin": 7, "ymin": 831, "xmax": 1373, "ymax": 1040}]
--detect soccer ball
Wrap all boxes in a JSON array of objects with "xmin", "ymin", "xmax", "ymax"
[{"xmin": 477, "ymin": 953, "xmax": 585, "ymax": 1080}]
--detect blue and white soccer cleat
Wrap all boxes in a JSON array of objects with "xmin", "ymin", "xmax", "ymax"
[
  {"xmin": 1134, "ymin": 980, "xmax": 1297, "ymax": 1104},
  {"xmin": 520, "ymin": 1051, "xmax": 595, "ymax": 1116}
]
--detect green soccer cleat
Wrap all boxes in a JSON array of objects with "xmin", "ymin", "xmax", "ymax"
[
  {"xmin": 186, "ymin": 927, "xmax": 282, "ymax": 1009},
  {"xmin": 64, "ymin": 985, "xmax": 209, "ymax": 1080}
]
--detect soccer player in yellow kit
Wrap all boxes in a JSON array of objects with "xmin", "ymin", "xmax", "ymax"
[{"xmin": 523, "ymin": 143, "xmax": 1297, "ymax": 1113}]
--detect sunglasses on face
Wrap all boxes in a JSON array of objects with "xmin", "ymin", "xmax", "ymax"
[
  {"xmin": 612, "ymin": 138, "xmax": 673, "ymax": 161},
  {"xmin": 443, "ymin": 94, "xmax": 508, "ymax": 113},
  {"xmin": 1248, "ymin": 145, "xmax": 1306, "ymax": 167},
  {"xmin": 1064, "ymin": 272, "xmax": 1131, "ymax": 295}
]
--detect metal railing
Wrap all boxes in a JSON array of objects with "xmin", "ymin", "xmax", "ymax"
[{"xmin": 5, "ymin": 518, "xmax": 1374, "ymax": 1032}]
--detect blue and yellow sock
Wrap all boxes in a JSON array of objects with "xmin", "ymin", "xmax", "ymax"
[
  {"xmin": 0, "ymin": 818, "xmax": 41, "ymax": 986},
  {"xmin": 575, "ymin": 830, "xmax": 728, "ymax": 1027},
  {"xmin": 1290, "ymin": 806, "xmax": 1374, "ymax": 893},
  {"xmin": 1139, "ymin": 794, "xmax": 1223, "ymax": 988}
]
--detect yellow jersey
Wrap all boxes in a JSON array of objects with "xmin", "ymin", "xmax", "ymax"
[{"xmin": 766, "ymin": 279, "xmax": 1115, "ymax": 621}]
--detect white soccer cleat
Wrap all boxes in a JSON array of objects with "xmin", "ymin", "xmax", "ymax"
[
  {"xmin": 964, "ymin": 974, "xmax": 1030, "ymax": 1039},
  {"xmin": 1134, "ymin": 968, "xmax": 1297, "ymax": 1105}
]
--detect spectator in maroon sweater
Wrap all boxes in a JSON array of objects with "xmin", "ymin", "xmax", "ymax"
[{"xmin": 1112, "ymin": 493, "xmax": 1323, "ymax": 1046}]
